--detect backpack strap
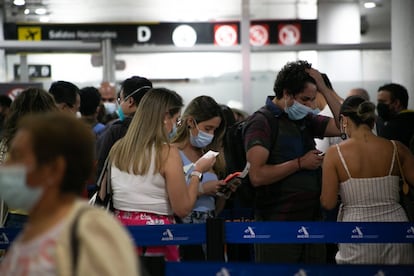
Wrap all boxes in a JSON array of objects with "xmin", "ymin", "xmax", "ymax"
[{"xmin": 255, "ymin": 105, "xmax": 279, "ymax": 146}]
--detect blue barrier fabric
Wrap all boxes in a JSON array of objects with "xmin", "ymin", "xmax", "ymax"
[
  {"xmin": 1, "ymin": 221, "xmax": 414, "ymax": 250},
  {"xmin": 0, "ymin": 227, "xmax": 21, "ymax": 250},
  {"xmin": 166, "ymin": 262, "xmax": 414, "ymax": 276},
  {"xmin": 225, "ymin": 221, "xmax": 414, "ymax": 244},
  {"xmin": 127, "ymin": 223, "xmax": 206, "ymax": 246}
]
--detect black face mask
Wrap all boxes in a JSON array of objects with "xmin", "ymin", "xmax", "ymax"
[{"xmin": 377, "ymin": 103, "xmax": 393, "ymax": 122}]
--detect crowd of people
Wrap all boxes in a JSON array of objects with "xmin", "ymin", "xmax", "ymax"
[{"xmin": 0, "ymin": 59, "xmax": 413, "ymax": 275}]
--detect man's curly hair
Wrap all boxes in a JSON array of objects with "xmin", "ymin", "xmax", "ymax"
[{"xmin": 273, "ymin": 60, "xmax": 315, "ymax": 99}]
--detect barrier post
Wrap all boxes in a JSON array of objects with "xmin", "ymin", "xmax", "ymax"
[{"xmin": 206, "ymin": 217, "xmax": 225, "ymax": 261}]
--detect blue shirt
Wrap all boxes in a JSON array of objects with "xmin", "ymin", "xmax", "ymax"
[{"xmin": 179, "ymin": 150, "xmax": 216, "ymax": 212}]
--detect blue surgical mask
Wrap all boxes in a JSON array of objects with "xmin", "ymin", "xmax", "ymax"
[
  {"xmin": 116, "ymin": 105, "xmax": 125, "ymax": 121},
  {"xmin": 0, "ymin": 166, "xmax": 43, "ymax": 212},
  {"xmin": 285, "ymin": 100, "xmax": 319, "ymax": 120},
  {"xmin": 169, "ymin": 123, "xmax": 177, "ymax": 140},
  {"xmin": 190, "ymin": 121, "xmax": 214, "ymax": 148}
]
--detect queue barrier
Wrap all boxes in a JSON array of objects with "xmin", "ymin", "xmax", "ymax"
[
  {"xmin": 165, "ymin": 262, "xmax": 414, "ymax": 276},
  {"xmin": 1, "ymin": 220, "xmax": 414, "ymax": 275}
]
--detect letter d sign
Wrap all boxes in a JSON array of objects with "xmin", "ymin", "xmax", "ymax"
[{"xmin": 137, "ymin": 26, "xmax": 151, "ymax": 42}]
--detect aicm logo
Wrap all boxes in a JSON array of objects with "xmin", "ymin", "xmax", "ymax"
[
  {"xmin": 351, "ymin": 226, "xmax": 378, "ymax": 239},
  {"xmin": 161, "ymin": 228, "xmax": 189, "ymax": 242},
  {"xmin": 242, "ymin": 226, "xmax": 270, "ymax": 239},
  {"xmin": 243, "ymin": 226, "xmax": 256, "ymax": 238},
  {"xmin": 406, "ymin": 226, "xmax": 414, "ymax": 239},
  {"xmin": 297, "ymin": 226, "xmax": 324, "ymax": 239}
]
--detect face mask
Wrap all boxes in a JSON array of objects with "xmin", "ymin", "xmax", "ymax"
[
  {"xmin": 285, "ymin": 100, "xmax": 319, "ymax": 120},
  {"xmin": 377, "ymin": 103, "xmax": 395, "ymax": 122},
  {"xmin": 116, "ymin": 105, "xmax": 125, "ymax": 121},
  {"xmin": 103, "ymin": 102, "xmax": 117, "ymax": 114},
  {"xmin": 169, "ymin": 123, "xmax": 177, "ymax": 140},
  {"xmin": 190, "ymin": 121, "xmax": 214, "ymax": 148},
  {"xmin": 0, "ymin": 166, "xmax": 43, "ymax": 212}
]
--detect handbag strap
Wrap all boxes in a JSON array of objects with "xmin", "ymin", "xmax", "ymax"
[
  {"xmin": 394, "ymin": 140, "xmax": 409, "ymax": 195},
  {"xmin": 70, "ymin": 206, "xmax": 90, "ymax": 276},
  {"xmin": 96, "ymin": 156, "xmax": 112, "ymax": 201},
  {"xmin": 106, "ymin": 157, "xmax": 112, "ymax": 198}
]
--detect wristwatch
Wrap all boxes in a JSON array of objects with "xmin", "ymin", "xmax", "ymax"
[{"xmin": 190, "ymin": 170, "xmax": 203, "ymax": 180}]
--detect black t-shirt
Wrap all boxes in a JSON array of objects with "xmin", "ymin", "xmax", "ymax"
[{"xmin": 377, "ymin": 111, "xmax": 414, "ymax": 147}]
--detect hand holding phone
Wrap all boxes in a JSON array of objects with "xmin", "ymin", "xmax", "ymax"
[{"xmin": 216, "ymin": 162, "xmax": 250, "ymax": 198}]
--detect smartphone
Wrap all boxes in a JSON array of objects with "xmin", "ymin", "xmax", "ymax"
[{"xmin": 217, "ymin": 176, "xmax": 242, "ymax": 198}]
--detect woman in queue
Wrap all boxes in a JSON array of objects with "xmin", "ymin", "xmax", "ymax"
[
  {"xmin": 0, "ymin": 112, "xmax": 139, "ymax": 275},
  {"xmin": 108, "ymin": 88, "xmax": 216, "ymax": 262},
  {"xmin": 321, "ymin": 95, "xmax": 414, "ymax": 264}
]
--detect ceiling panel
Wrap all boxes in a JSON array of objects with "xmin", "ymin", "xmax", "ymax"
[
  {"xmin": 3, "ymin": 0, "xmax": 319, "ymax": 23},
  {"xmin": 1, "ymin": 0, "xmax": 389, "ymax": 33}
]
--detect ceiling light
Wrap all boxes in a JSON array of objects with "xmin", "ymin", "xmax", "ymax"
[
  {"xmin": 364, "ymin": 2, "xmax": 377, "ymax": 9},
  {"xmin": 24, "ymin": 8, "xmax": 30, "ymax": 15},
  {"xmin": 39, "ymin": 16, "xmax": 49, "ymax": 23},
  {"xmin": 35, "ymin": 8, "xmax": 47, "ymax": 15},
  {"xmin": 13, "ymin": 0, "xmax": 25, "ymax": 6}
]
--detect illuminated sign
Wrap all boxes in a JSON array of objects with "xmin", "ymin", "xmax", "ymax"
[{"xmin": 4, "ymin": 20, "xmax": 316, "ymax": 46}]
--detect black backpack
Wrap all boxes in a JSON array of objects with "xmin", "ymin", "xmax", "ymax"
[{"xmin": 223, "ymin": 106, "xmax": 278, "ymax": 209}]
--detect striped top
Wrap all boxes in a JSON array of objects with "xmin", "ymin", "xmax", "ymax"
[{"xmin": 335, "ymin": 141, "xmax": 414, "ymax": 264}]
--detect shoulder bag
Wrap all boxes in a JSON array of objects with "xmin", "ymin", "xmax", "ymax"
[{"xmin": 396, "ymin": 142, "xmax": 414, "ymax": 221}]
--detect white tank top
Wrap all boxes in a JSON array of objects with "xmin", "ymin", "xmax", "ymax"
[{"xmin": 111, "ymin": 151, "xmax": 172, "ymax": 215}]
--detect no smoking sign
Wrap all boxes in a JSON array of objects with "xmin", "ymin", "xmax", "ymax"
[{"xmin": 250, "ymin": 24, "xmax": 269, "ymax": 46}]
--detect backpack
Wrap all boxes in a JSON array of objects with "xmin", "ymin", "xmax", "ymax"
[{"xmin": 223, "ymin": 106, "xmax": 278, "ymax": 209}]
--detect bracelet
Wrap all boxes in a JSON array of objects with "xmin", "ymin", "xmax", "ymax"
[{"xmin": 297, "ymin": 157, "xmax": 301, "ymax": 170}]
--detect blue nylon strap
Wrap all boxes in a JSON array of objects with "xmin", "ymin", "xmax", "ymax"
[
  {"xmin": 166, "ymin": 262, "xmax": 414, "ymax": 276},
  {"xmin": 224, "ymin": 221, "xmax": 414, "ymax": 244},
  {"xmin": 1, "ymin": 221, "xmax": 414, "ymax": 249},
  {"xmin": 127, "ymin": 223, "xmax": 206, "ymax": 246}
]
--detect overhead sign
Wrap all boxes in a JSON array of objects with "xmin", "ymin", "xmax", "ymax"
[
  {"xmin": 3, "ymin": 20, "xmax": 316, "ymax": 46},
  {"xmin": 17, "ymin": 26, "xmax": 41, "ymax": 41},
  {"xmin": 278, "ymin": 23, "xmax": 301, "ymax": 45},
  {"xmin": 214, "ymin": 24, "xmax": 238, "ymax": 46},
  {"xmin": 0, "ymin": 82, "xmax": 43, "ymax": 100},
  {"xmin": 13, "ymin": 64, "xmax": 52, "ymax": 79},
  {"xmin": 249, "ymin": 24, "xmax": 269, "ymax": 46}
]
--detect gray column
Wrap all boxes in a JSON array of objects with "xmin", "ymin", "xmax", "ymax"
[
  {"xmin": 0, "ymin": 12, "xmax": 6, "ymax": 82},
  {"xmin": 241, "ymin": 0, "xmax": 252, "ymax": 113},
  {"xmin": 102, "ymin": 38, "xmax": 115, "ymax": 83},
  {"xmin": 391, "ymin": 0, "xmax": 414, "ymax": 109}
]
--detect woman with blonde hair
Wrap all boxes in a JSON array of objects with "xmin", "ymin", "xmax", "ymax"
[{"xmin": 108, "ymin": 88, "xmax": 216, "ymax": 262}]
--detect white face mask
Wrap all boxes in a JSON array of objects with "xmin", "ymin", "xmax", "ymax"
[
  {"xmin": 103, "ymin": 102, "xmax": 117, "ymax": 114},
  {"xmin": 0, "ymin": 166, "xmax": 43, "ymax": 212}
]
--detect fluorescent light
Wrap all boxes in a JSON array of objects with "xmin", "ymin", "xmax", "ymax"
[
  {"xmin": 13, "ymin": 0, "xmax": 25, "ymax": 6},
  {"xmin": 364, "ymin": 2, "xmax": 377, "ymax": 9},
  {"xmin": 24, "ymin": 8, "xmax": 30, "ymax": 15},
  {"xmin": 39, "ymin": 16, "xmax": 49, "ymax": 23},
  {"xmin": 35, "ymin": 8, "xmax": 47, "ymax": 15}
]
